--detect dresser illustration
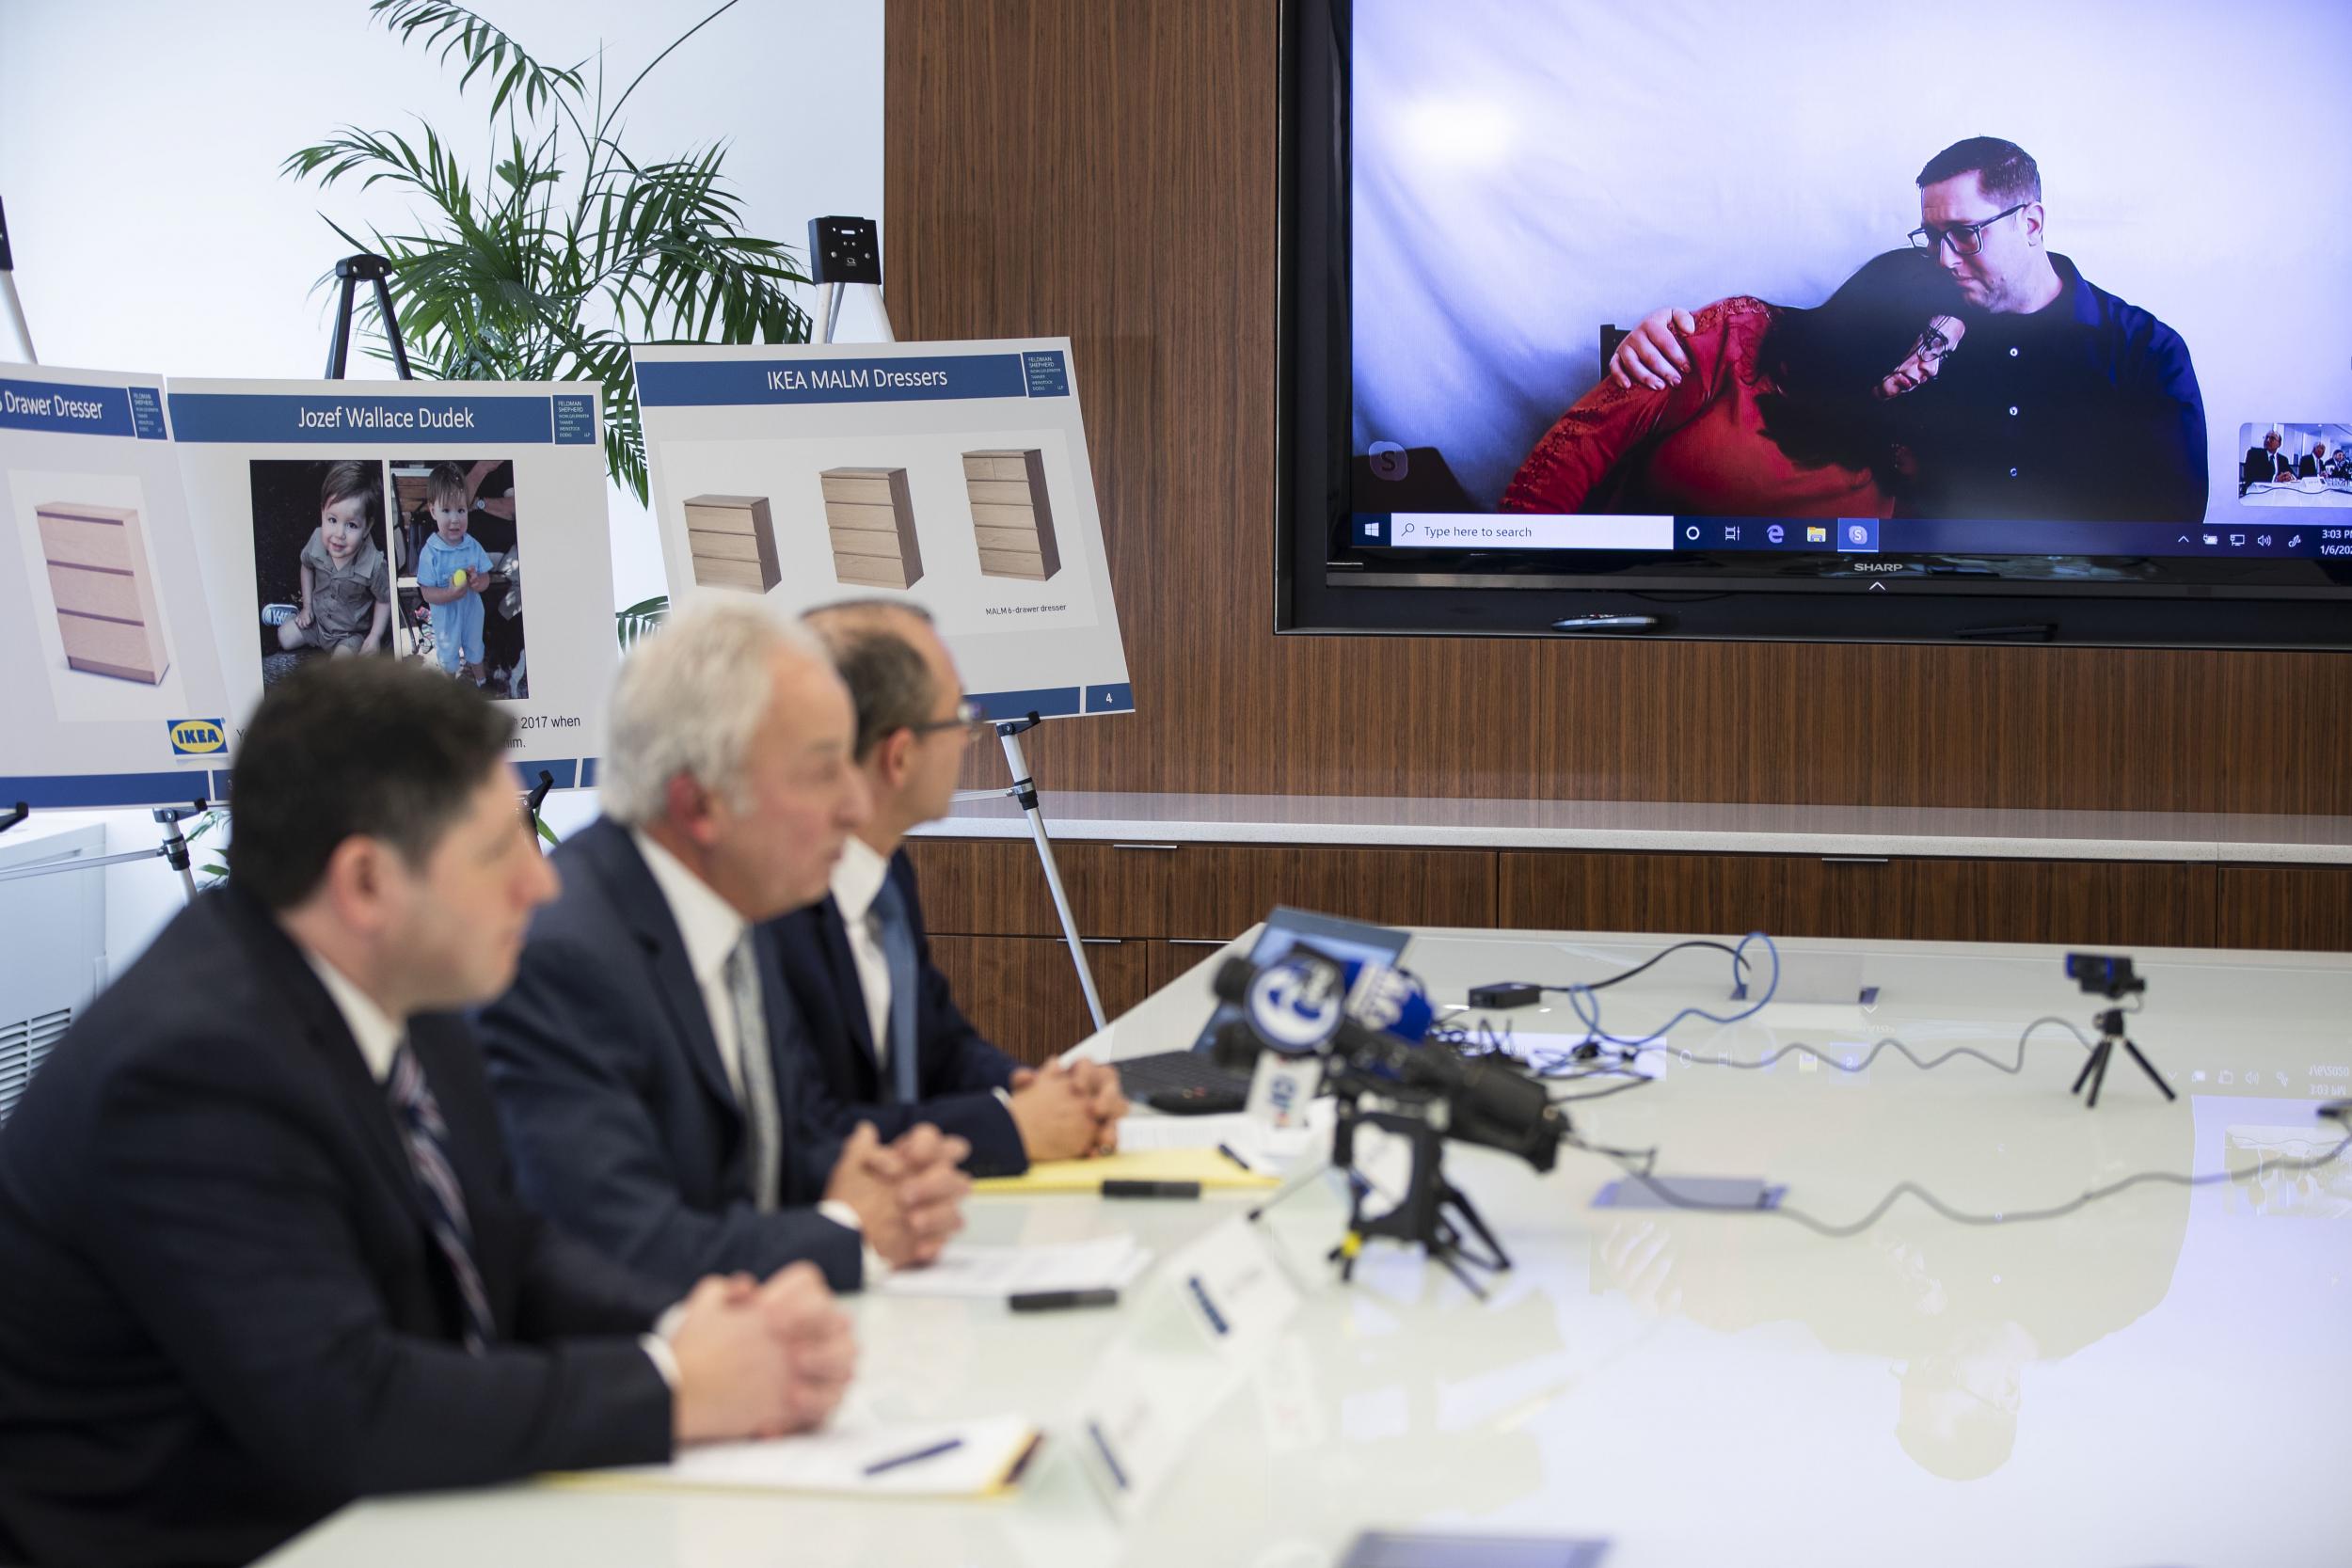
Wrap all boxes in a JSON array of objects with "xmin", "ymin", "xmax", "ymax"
[
  {"xmin": 819, "ymin": 467, "xmax": 924, "ymax": 591},
  {"xmin": 682, "ymin": 493, "xmax": 782, "ymax": 594},
  {"xmin": 35, "ymin": 501, "xmax": 171, "ymax": 684},
  {"xmin": 961, "ymin": 449, "xmax": 1060, "ymax": 580}
]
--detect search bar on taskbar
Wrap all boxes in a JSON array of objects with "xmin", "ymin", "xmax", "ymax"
[{"xmin": 1384, "ymin": 514, "xmax": 1677, "ymax": 549}]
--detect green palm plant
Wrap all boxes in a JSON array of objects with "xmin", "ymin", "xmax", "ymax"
[{"xmin": 283, "ymin": 0, "xmax": 810, "ymax": 517}]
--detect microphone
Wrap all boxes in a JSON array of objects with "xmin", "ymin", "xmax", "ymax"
[{"xmin": 1216, "ymin": 946, "xmax": 1561, "ymax": 1172}]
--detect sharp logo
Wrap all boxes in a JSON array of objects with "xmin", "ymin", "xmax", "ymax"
[{"xmin": 167, "ymin": 719, "xmax": 227, "ymax": 756}]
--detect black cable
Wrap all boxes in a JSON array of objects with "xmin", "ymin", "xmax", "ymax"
[
  {"xmin": 1539, "ymin": 937, "xmax": 1753, "ymax": 995},
  {"xmin": 1563, "ymin": 1119, "xmax": 2352, "ymax": 1240}
]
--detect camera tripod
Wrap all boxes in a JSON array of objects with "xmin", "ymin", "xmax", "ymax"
[
  {"xmin": 1327, "ymin": 1091, "xmax": 1513, "ymax": 1299},
  {"xmin": 2072, "ymin": 1005, "xmax": 2177, "ymax": 1109}
]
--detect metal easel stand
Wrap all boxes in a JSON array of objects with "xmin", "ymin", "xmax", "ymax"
[
  {"xmin": 810, "ymin": 215, "xmax": 1104, "ymax": 1029},
  {"xmin": 0, "ymin": 804, "xmax": 207, "ymax": 903},
  {"xmin": 323, "ymin": 253, "xmax": 414, "ymax": 380},
  {"xmin": 0, "ymin": 196, "xmax": 35, "ymax": 363},
  {"xmin": 973, "ymin": 715, "xmax": 1106, "ymax": 1032}
]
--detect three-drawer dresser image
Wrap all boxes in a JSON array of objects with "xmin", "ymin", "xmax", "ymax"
[
  {"xmin": 35, "ymin": 500, "xmax": 172, "ymax": 684},
  {"xmin": 682, "ymin": 493, "xmax": 783, "ymax": 594}
]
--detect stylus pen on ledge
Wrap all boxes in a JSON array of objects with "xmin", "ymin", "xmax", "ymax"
[
  {"xmin": 862, "ymin": 1436, "xmax": 964, "ymax": 1477},
  {"xmin": 1101, "ymin": 1179, "xmax": 1200, "ymax": 1198}
]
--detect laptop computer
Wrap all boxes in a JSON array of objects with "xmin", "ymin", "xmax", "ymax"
[{"xmin": 1115, "ymin": 907, "xmax": 1411, "ymax": 1102}]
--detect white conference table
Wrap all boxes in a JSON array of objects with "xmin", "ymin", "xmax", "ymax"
[{"xmin": 264, "ymin": 928, "xmax": 2352, "ymax": 1568}]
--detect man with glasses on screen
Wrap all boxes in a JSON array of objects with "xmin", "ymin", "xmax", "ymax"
[{"xmin": 1611, "ymin": 136, "xmax": 2207, "ymax": 525}]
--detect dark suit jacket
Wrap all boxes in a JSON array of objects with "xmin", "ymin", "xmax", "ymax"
[
  {"xmin": 0, "ymin": 885, "xmax": 673, "ymax": 1568},
  {"xmin": 768, "ymin": 849, "xmax": 1028, "ymax": 1177},
  {"xmin": 477, "ymin": 817, "xmax": 864, "ymax": 1294},
  {"xmin": 2244, "ymin": 446, "xmax": 2289, "ymax": 484},
  {"xmin": 2296, "ymin": 453, "xmax": 2322, "ymax": 480}
]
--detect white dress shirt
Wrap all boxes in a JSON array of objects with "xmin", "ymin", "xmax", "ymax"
[
  {"xmin": 298, "ymin": 944, "xmax": 687, "ymax": 1386},
  {"xmin": 829, "ymin": 835, "xmax": 898, "ymax": 1075},
  {"xmin": 830, "ymin": 836, "xmax": 1015, "ymax": 1119},
  {"xmin": 630, "ymin": 831, "xmax": 879, "ymax": 1276}
]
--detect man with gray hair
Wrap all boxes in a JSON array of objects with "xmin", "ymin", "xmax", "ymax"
[{"xmin": 479, "ymin": 599, "xmax": 971, "ymax": 1294}]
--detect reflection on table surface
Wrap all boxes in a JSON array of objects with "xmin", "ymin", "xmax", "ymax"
[{"xmin": 266, "ymin": 932, "xmax": 2352, "ymax": 1568}]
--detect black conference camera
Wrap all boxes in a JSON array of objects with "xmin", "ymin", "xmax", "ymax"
[{"xmin": 2064, "ymin": 952, "xmax": 2145, "ymax": 1001}]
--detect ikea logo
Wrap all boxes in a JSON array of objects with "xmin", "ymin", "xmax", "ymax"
[{"xmin": 167, "ymin": 719, "xmax": 227, "ymax": 756}]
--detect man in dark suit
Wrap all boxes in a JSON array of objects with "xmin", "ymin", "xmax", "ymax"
[
  {"xmin": 2243, "ymin": 430, "xmax": 2291, "ymax": 489},
  {"xmin": 480, "ymin": 601, "xmax": 972, "ymax": 1296},
  {"xmin": 768, "ymin": 602, "xmax": 1128, "ymax": 1178},
  {"xmin": 2296, "ymin": 441, "xmax": 2328, "ymax": 481},
  {"xmin": 0, "ymin": 659, "xmax": 854, "ymax": 1568}
]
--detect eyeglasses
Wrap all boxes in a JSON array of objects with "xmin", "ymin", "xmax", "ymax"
[
  {"xmin": 1915, "ymin": 322, "xmax": 1961, "ymax": 368},
  {"xmin": 1907, "ymin": 202, "xmax": 2027, "ymax": 258},
  {"xmin": 907, "ymin": 698, "xmax": 991, "ymax": 739}
]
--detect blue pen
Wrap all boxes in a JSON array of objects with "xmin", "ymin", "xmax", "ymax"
[{"xmin": 862, "ymin": 1435, "xmax": 964, "ymax": 1477}]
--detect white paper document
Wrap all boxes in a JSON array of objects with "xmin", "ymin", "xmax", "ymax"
[
  {"xmin": 573, "ymin": 1413, "xmax": 1041, "ymax": 1497},
  {"xmin": 878, "ymin": 1235, "xmax": 1152, "ymax": 1300}
]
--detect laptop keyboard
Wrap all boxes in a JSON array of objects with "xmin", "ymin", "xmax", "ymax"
[{"xmin": 1115, "ymin": 1051, "xmax": 1251, "ymax": 1099}]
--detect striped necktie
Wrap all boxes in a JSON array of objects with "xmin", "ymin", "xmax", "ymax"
[
  {"xmin": 726, "ymin": 935, "xmax": 785, "ymax": 1212},
  {"xmin": 385, "ymin": 1044, "xmax": 495, "ymax": 1354},
  {"xmin": 871, "ymin": 876, "xmax": 921, "ymax": 1105}
]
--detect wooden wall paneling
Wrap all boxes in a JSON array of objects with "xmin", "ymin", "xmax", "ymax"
[
  {"xmin": 1148, "ymin": 939, "xmax": 1232, "ymax": 993},
  {"xmin": 888, "ymin": 0, "xmax": 2352, "ymax": 814},
  {"xmin": 902, "ymin": 838, "xmax": 1167, "ymax": 937},
  {"xmin": 1159, "ymin": 845, "xmax": 1497, "ymax": 939},
  {"xmin": 2213, "ymin": 866, "xmax": 2352, "ymax": 952},
  {"xmin": 1818, "ymin": 858, "xmax": 2048, "ymax": 943},
  {"xmin": 2045, "ymin": 862, "xmax": 2217, "ymax": 949},
  {"xmin": 1498, "ymin": 851, "xmax": 1836, "ymax": 938},
  {"xmin": 925, "ymin": 935, "xmax": 1152, "ymax": 1065}
]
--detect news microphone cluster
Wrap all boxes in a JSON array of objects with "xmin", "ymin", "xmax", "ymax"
[{"xmin": 1214, "ymin": 945, "xmax": 1563, "ymax": 1294}]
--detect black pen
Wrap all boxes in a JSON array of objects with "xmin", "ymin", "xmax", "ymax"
[
  {"xmin": 1009, "ymin": 1288, "xmax": 1120, "ymax": 1312},
  {"xmin": 861, "ymin": 1435, "xmax": 963, "ymax": 1477},
  {"xmin": 1216, "ymin": 1142, "xmax": 1254, "ymax": 1173},
  {"xmin": 1101, "ymin": 1179, "xmax": 1200, "ymax": 1198}
]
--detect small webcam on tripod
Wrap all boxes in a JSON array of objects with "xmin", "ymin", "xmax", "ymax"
[{"xmin": 2064, "ymin": 952, "xmax": 2145, "ymax": 1001}]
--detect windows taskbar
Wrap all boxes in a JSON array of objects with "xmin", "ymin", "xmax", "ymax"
[{"xmin": 1350, "ymin": 514, "xmax": 2352, "ymax": 561}]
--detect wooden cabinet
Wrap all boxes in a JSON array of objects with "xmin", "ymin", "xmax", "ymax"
[
  {"xmin": 1159, "ymin": 845, "xmax": 1495, "ymax": 937},
  {"xmin": 903, "ymin": 838, "xmax": 1167, "ymax": 937},
  {"xmin": 2215, "ymin": 866, "xmax": 2352, "ymax": 952},
  {"xmin": 905, "ymin": 839, "xmax": 2352, "ymax": 1043},
  {"xmin": 1501, "ymin": 852, "xmax": 2243, "ymax": 949},
  {"xmin": 925, "ymin": 935, "xmax": 1151, "ymax": 1065}
]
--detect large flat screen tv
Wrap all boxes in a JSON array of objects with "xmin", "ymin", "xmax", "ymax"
[{"xmin": 1278, "ymin": 0, "xmax": 2352, "ymax": 647}]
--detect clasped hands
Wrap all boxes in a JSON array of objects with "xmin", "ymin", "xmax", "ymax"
[{"xmin": 1006, "ymin": 1057, "xmax": 1129, "ymax": 1162}]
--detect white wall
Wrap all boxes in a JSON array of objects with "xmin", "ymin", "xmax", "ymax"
[{"xmin": 0, "ymin": 0, "xmax": 886, "ymax": 969}]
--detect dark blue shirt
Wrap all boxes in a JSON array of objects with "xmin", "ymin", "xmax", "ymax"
[{"xmin": 1895, "ymin": 254, "xmax": 2207, "ymax": 525}]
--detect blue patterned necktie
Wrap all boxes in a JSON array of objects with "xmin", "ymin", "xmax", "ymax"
[
  {"xmin": 870, "ymin": 877, "xmax": 920, "ymax": 1105},
  {"xmin": 385, "ymin": 1044, "xmax": 495, "ymax": 1354}
]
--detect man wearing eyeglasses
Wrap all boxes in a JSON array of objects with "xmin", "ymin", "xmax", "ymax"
[
  {"xmin": 1610, "ymin": 136, "xmax": 2207, "ymax": 525},
  {"xmin": 1897, "ymin": 136, "xmax": 2205, "ymax": 524},
  {"xmin": 766, "ymin": 601, "xmax": 1127, "ymax": 1177}
]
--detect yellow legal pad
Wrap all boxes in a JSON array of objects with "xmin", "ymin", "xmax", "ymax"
[{"xmin": 971, "ymin": 1146, "xmax": 1279, "ymax": 1195}]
